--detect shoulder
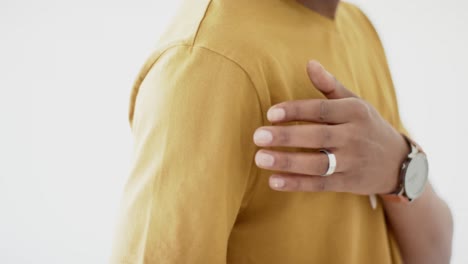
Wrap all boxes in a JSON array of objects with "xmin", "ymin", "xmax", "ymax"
[
  {"xmin": 129, "ymin": 0, "xmax": 272, "ymax": 124},
  {"xmin": 340, "ymin": 2, "xmax": 372, "ymax": 22},
  {"xmin": 338, "ymin": 1, "xmax": 389, "ymax": 59},
  {"xmin": 129, "ymin": 44, "xmax": 261, "ymax": 125},
  {"xmin": 340, "ymin": 2, "xmax": 381, "ymax": 40},
  {"xmin": 134, "ymin": 0, "xmax": 272, "ymax": 88}
]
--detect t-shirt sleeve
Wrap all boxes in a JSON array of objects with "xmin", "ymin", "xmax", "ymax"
[{"xmin": 110, "ymin": 46, "xmax": 263, "ymax": 263}]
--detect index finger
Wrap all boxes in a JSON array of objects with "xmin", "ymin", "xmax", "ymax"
[{"xmin": 267, "ymin": 97, "xmax": 362, "ymax": 124}]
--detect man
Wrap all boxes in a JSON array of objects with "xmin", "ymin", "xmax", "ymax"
[{"xmin": 110, "ymin": 0, "xmax": 453, "ymax": 263}]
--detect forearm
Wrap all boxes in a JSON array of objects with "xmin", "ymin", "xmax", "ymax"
[{"xmin": 382, "ymin": 182, "xmax": 453, "ymax": 264}]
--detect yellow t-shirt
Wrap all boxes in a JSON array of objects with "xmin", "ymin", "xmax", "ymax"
[{"xmin": 111, "ymin": 0, "xmax": 408, "ymax": 263}]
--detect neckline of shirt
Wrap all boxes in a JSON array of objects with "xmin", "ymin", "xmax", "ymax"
[{"xmin": 281, "ymin": 0, "xmax": 342, "ymax": 32}]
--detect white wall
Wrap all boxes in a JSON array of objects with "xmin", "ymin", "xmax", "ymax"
[{"xmin": 0, "ymin": 0, "xmax": 466, "ymax": 263}]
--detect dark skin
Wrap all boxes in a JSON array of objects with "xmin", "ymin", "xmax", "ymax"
[
  {"xmin": 252, "ymin": 2, "xmax": 454, "ymax": 261},
  {"xmin": 297, "ymin": 0, "xmax": 340, "ymax": 19}
]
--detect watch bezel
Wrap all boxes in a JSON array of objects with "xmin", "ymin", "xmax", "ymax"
[
  {"xmin": 403, "ymin": 152, "xmax": 429, "ymax": 200},
  {"xmin": 381, "ymin": 133, "xmax": 429, "ymax": 203}
]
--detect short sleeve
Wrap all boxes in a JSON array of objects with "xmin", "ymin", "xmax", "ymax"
[{"xmin": 110, "ymin": 46, "xmax": 263, "ymax": 263}]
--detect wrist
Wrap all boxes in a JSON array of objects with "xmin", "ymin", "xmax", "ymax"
[
  {"xmin": 380, "ymin": 132, "xmax": 429, "ymax": 203},
  {"xmin": 381, "ymin": 131, "xmax": 411, "ymax": 195}
]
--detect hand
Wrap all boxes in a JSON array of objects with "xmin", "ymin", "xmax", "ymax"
[{"xmin": 253, "ymin": 60, "xmax": 410, "ymax": 195}]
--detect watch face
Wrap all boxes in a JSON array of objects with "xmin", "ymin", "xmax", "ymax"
[{"xmin": 404, "ymin": 153, "xmax": 429, "ymax": 199}]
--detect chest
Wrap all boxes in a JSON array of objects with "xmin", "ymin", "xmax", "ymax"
[{"xmin": 263, "ymin": 29, "xmax": 399, "ymax": 127}]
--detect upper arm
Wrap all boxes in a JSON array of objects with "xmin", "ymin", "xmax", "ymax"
[{"xmin": 111, "ymin": 45, "xmax": 263, "ymax": 263}]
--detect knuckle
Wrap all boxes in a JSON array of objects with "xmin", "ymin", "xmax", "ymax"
[
  {"xmin": 353, "ymin": 99, "xmax": 370, "ymax": 120},
  {"xmin": 319, "ymin": 100, "xmax": 329, "ymax": 122}
]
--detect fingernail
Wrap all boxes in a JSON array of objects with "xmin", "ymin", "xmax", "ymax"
[
  {"xmin": 254, "ymin": 129, "xmax": 273, "ymax": 144},
  {"xmin": 369, "ymin": 195, "xmax": 377, "ymax": 210},
  {"xmin": 308, "ymin": 60, "xmax": 322, "ymax": 70},
  {"xmin": 308, "ymin": 60, "xmax": 318, "ymax": 67},
  {"xmin": 270, "ymin": 176, "xmax": 285, "ymax": 189},
  {"xmin": 255, "ymin": 152, "xmax": 275, "ymax": 167},
  {"xmin": 267, "ymin": 108, "xmax": 286, "ymax": 122}
]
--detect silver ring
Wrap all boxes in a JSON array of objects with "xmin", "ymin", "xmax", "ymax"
[{"xmin": 320, "ymin": 149, "xmax": 336, "ymax": 177}]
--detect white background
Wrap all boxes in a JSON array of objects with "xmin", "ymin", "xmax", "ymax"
[{"xmin": 0, "ymin": 0, "xmax": 466, "ymax": 263}]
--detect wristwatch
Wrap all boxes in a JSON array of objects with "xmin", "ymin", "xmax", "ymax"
[{"xmin": 381, "ymin": 134, "xmax": 429, "ymax": 203}]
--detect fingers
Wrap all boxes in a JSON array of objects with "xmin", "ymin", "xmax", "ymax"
[
  {"xmin": 269, "ymin": 173, "xmax": 344, "ymax": 192},
  {"xmin": 253, "ymin": 124, "xmax": 346, "ymax": 149},
  {"xmin": 307, "ymin": 60, "xmax": 358, "ymax": 99},
  {"xmin": 255, "ymin": 149, "xmax": 346, "ymax": 176},
  {"xmin": 254, "ymin": 149, "xmax": 346, "ymax": 192},
  {"xmin": 267, "ymin": 97, "xmax": 365, "ymax": 124}
]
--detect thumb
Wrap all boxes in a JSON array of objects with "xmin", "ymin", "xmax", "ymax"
[{"xmin": 307, "ymin": 60, "xmax": 358, "ymax": 99}]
